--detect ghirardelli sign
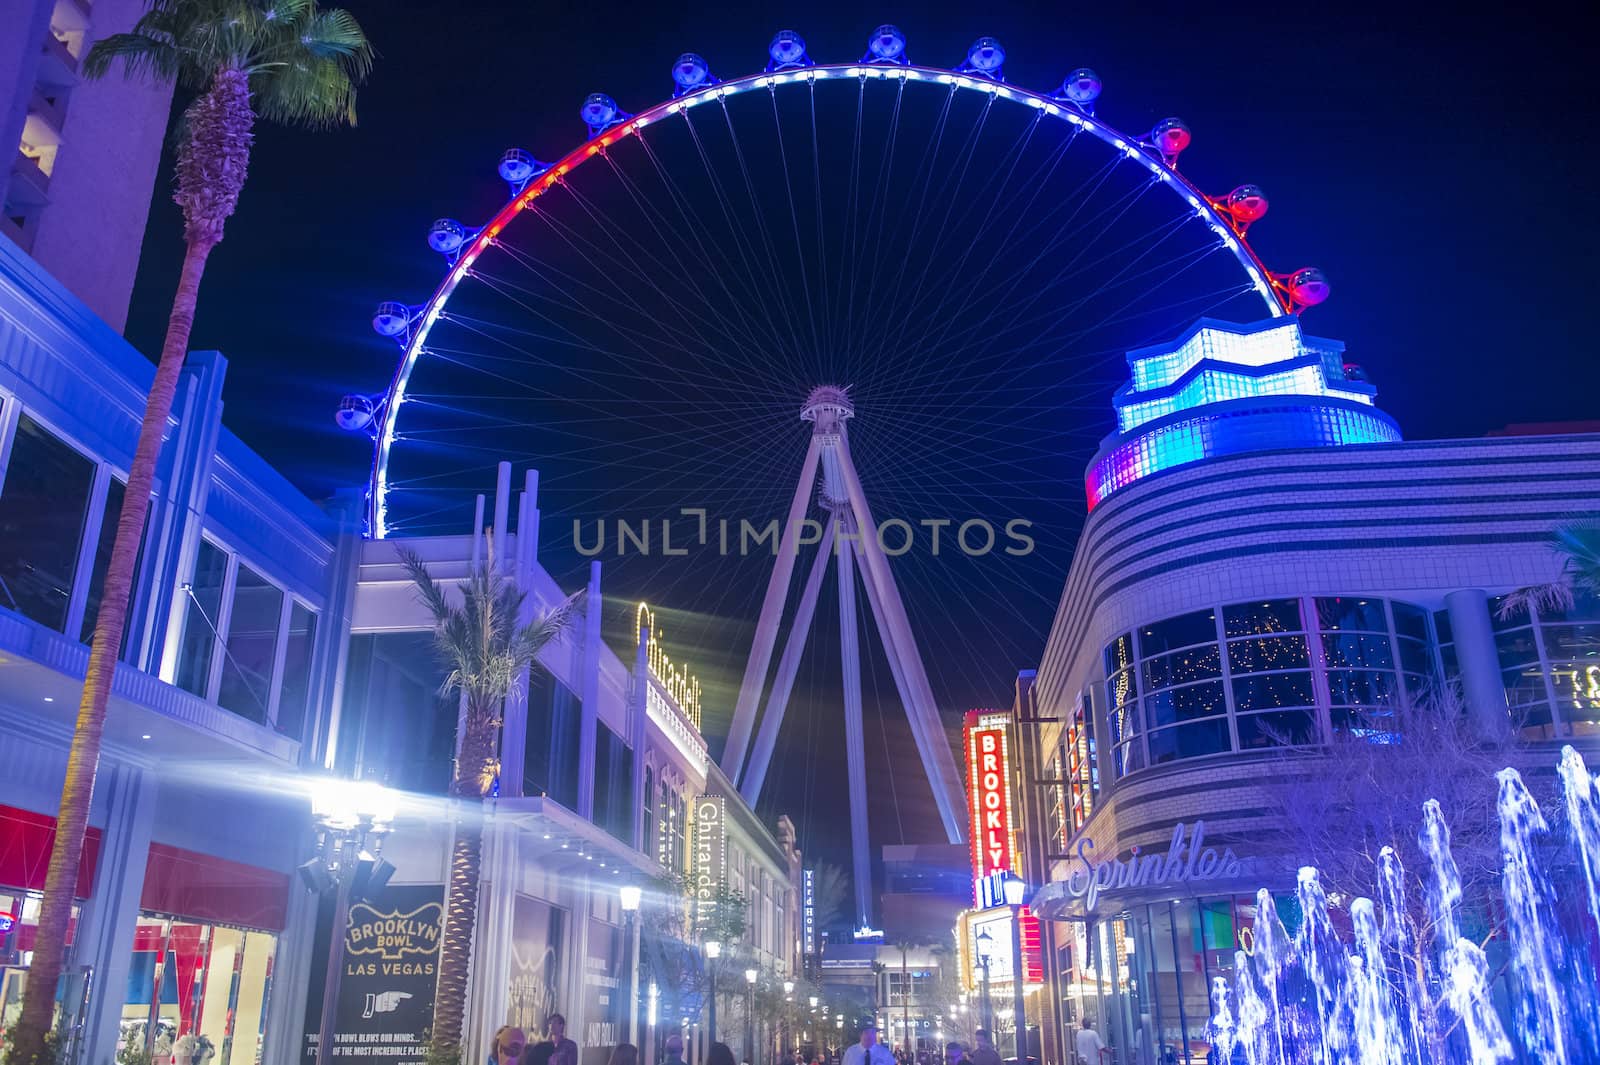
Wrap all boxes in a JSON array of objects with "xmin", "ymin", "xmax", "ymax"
[
  {"xmin": 345, "ymin": 901, "xmax": 444, "ymax": 961},
  {"xmin": 693, "ymin": 795, "xmax": 726, "ymax": 920}
]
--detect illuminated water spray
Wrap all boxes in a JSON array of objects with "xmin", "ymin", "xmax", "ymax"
[{"xmin": 1208, "ymin": 747, "xmax": 1600, "ymax": 1064}]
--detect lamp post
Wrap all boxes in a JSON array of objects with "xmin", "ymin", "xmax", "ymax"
[
  {"xmin": 745, "ymin": 968, "xmax": 758, "ymax": 1063},
  {"xmin": 301, "ymin": 779, "xmax": 397, "ymax": 1065},
  {"xmin": 621, "ymin": 885, "xmax": 643, "ymax": 1046},
  {"xmin": 1002, "ymin": 878, "xmax": 1029, "ymax": 1064},
  {"xmin": 705, "ymin": 941, "xmax": 721, "ymax": 1046},
  {"xmin": 974, "ymin": 928, "xmax": 995, "ymax": 1046},
  {"xmin": 783, "ymin": 981, "xmax": 795, "ymax": 1061}
]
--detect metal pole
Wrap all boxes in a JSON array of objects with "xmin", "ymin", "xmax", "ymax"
[
  {"xmin": 747, "ymin": 982, "xmax": 755, "ymax": 1063},
  {"xmin": 1010, "ymin": 911, "xmax": 1027, "ymax": 1063},
  {"xmin": 978, "ymin": 957, "xmax": 993, "ymax": 1045},
  {"xmin": 709, "ymin": 961, "xmax": 718, "ymax": 1045},
  {"xmin": 628, "ymin": 911, "xmax": 641, "ymax": 1046},
  {"xmin": 316, "ymin": 834, "xmax": 355, "ymax": 1065},
  {"xmin": 901, "ymin": 946, "xmax": 911, "ymax": 1060}
]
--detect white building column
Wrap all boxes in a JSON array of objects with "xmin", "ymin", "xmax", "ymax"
[
  {"xmin": 1445, "ymin": 589, "xmax": 1511, "ymax": 738},
  {"xmin": 261, "ymin": 835, "xmax": 318, "ymax": 1065},
  {"xmin": 464, "ymin": 816, "xmax": 518, "ymax": 1065},
  {"xmin": 577, "ymin": 562, "xmax": 602, "ymax": 818},
  {"xmin": 72, "ymin": 762, "xmax": 156, "ymax": 1061}
]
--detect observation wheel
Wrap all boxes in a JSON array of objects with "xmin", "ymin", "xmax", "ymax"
[{"xmin": 346, "ymin": 28, "xmax": 1330, "ymax": 830}]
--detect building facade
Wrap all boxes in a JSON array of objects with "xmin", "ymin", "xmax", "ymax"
[
  {"xmin": 1, "ymin": 0, "xmax": 172, "ymax": 331},
  {"xmin": 1013, "ymin": 318, "xmax": 1600, "ymax": 1064},
  {"xmin": 0, "ymin": 235, "xmax": 802, "ymax": 1065}
]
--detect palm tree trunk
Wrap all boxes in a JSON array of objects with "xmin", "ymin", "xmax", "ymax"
[
  {"xmin": 432, "ymin": 709, "xmax": 499, "ymax": 1055},
  {"xmin": 10, "ymin": 237, "xmax": 214, "ymax": 1065}
]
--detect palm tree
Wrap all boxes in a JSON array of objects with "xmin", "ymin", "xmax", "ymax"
[
  {"xmin": 1497, "ymin": 521, "xmax": 1600, "ymax": 620},
  {"xmin": 399, "ymin": 534, "xmax": 578, "ymax": 1059},
  {"xmin": 8, "ymin": 4, "xmax": 370, "ymax": 1063}
]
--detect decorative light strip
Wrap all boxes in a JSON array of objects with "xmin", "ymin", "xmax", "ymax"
[{"xmin": 370, "ymin": 64, "xmax": 1284, "ymax": 538}]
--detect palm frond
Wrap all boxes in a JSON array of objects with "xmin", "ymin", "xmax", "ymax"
[
  {"xmin": 1496, "ymin": 581, "xmax": 1574, "ymax": 623},
  {"xmin": 82, "ymin": 30, "xmax": 183, "ymax": 83},
  {"xmin": 1553, "ymin": 521, "xmax": 1600, "ymax": 596},
  {"xmin": 83, "ymin": 0, "xmax": 371, "ymax": 131}
]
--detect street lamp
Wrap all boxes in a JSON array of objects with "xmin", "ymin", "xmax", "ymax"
[
  {"xmin": 706, "ymin": 941, "xmax": 722, "ymax": 1045},
  {"xmin": 974, "ymin": 927, "xmax": 995, "ymax": 1045},
  {"xmin": 301, "ymin": 778, "xmax": 396, "ymax": 1065},
  {"xmin": 745, "ymin": 968, "xmax": 759, "ymax": 1063},
  {"xmin": 1002, "ymin": 878, "xmax": 1029, "ymax": 1063},
  {"xmin": 621, "ymin": 885, "xmax": 642, "ymax": 1046},
  {"xmin": 782, "ymin": 981, "xmax": 795, "ymax": 1058},
  {"xmin": 809, "ymin": 997, "xmax": 819, "ymax": 1010}
]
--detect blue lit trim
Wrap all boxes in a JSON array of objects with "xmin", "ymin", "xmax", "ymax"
[
  {"xmin": 1122, "ymin": 315, "xmax": 1345, "ymax": 368},
  {"xmin": 1110, "ymin": 352, "xmax": 1378, "ymax": 409},
  {"xmin": 1086, "ymin": 397, "xmax": 1403, "ymax": 508}
]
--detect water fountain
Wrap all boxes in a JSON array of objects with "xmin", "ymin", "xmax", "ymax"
[{"xmin": 1207, "ymin": 746, "xmax": 1600, "ymax": 1064}]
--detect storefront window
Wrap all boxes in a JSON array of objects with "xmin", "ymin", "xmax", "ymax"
[
  {"xmin": 0, "ymin": 414, "xmax": 95, "ymax": 632},
  {"xmin": 1066, "ymin": 691, "xmax": 1098, "ymax": 832},
  {"xmin": 216, "ymin": 564, "xmax": 284, "ymax": 723},
  {"xmin": 121, "ymin": 915, "xmax": 276, "ymax": 1065},
  {"xmin": 274, "ymin": 602, "xmax": 318, "ymax": 740},
  {"xmin": 1105, "ymin": 634, "xmax": 1141, "ymax": 778},
  {"xmin": 1490, "ymin": 595, "xmax": 1559, "ymax": 739},
  {"xmin": 176, "ymin": 540, "xmax": 228, "ymax": 697}
]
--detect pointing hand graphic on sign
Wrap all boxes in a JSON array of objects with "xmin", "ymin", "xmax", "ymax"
[{"xmin": 362, "ymin": 991, "xmax": 414, "ymax": 1018}]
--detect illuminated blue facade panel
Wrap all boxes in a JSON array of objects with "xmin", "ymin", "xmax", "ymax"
[{"xmin": 1087, "ymin": 318, "xmax": 1401, "ymax": 507}]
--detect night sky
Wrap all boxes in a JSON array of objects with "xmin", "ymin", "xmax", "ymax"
[{"xmin": 124, "ymin": 2, "xmax": 1597, "ymax": 872}]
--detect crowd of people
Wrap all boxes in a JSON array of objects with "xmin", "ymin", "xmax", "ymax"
[{"xmin": 485, "ymin": 1020, "xmax": 1041, "ymax": 1065}]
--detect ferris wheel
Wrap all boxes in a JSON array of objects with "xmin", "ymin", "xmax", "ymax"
[{"xmin": 340, "ymin": 26, "xmax": 1330, "ymax": 834}]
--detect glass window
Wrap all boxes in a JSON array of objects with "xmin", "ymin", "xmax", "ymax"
[
  {"xmin": 1397, "ymin": 637, "xmax": 1434, "ymax": 677},
  {"xmin": 1321, "ymin": 633, "xmax": 1395, "ymax": 669},
  {"xmin": 1103, "ymin": 633, "xmax": 1135, "ymax": 676},
  {"xmin": 1231, "ymin": 672, "xmax": 1315, "ymax": 712},
  {"xmin": 274, "ymin": 603, "xmax": 317, "ymax": 740},
  {"xmin": 1393, "ymin": 602, "xmax": 1429, "ymax": 642},
  {"xmin": 0, "ymin": 415, "xmax": 95, "ymax": 631},
  {"xmin": 1145, "ymin": 680, "xmax": 1226, "ymax": 730},
  {"xmin": 1433, "ymin": 609, "xmax": 1453, "ymax": 645},
  {"xmin": 1223, "ymin": 598, "xmax": 1302, "ymax": 639},
  {"xmin": 123, "ymin": 916, "xmax": 276, "ymax": 1065},
  {"xmin": 1146, "ymin": 719, "xmax": 1230, "ymax": 763},
  {"xmin": 1138, "ymin": 610, "xmax": 1218, "ymax": 655},
  {"xmin": 641, "ymin": 768, "xmax": 656, "ymax": 853},
  {"xmin": 1227, "ymin": 635, "xmax": 1310, "ymax": 674},
  {"xmin": 592, "ymin": 722, "xmax": 633, "ymax": 843},
  {"xmin": 524, "ymin": 670, "xmax": 581, "ymax": 808},
  {"xmin": 176, "ymin": 541, "xmax": 228, "ymax": 696},
  {"xmin": 1067, "ymin": 692, "xmax": 1098, "ymax": 832},
  {"xmin": 1315, "ymin": 596, "xmax": 1386, "ymax": 632},
  {"xmin": 1236, "ymin": 709, "xmax": 1318, "ymax": 748},
  {"xmin": 1141, "ymin": 644, "xmax": 1222, "ymax": 690},
  {"xmin": 79, "ymin": 477, "xmax": 152, "ymax": 653},
  {"xmin": 216, "ymin": 564, "xmax": 283, "ymax": 723},
  {"xmin": 1326, "ymin": 669, "xmax": 1399, "ymax": 707}
]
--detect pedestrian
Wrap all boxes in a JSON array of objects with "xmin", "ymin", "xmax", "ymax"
[
  {"xmin": 664, "ymin": 1034, "xmax": 691, "ymax": 1065},
  {"xmin": 967, "ymin": 1030, "xmax": 1000, "ymax": 1065},
  {"xmin": 840, "ymin": 1025, "xmax": 894, "ymax": 1065},
  {"xmin": 943, "ymin": 1042, "xmax": 969, "ymax": 1065},
  {"xmin": 490, "ymin": 1027, "xmax": 527, "ymax": 1065},
  {"xmin": 706, "ymin": 1043, "xmax": 735, "ymax": 1065},
  {"xmin": 528, "ymin": 1014, "xmax": 579, "ymax": 1065},
  {"xmin": 607, "ymin": 1044, "xmax": 639, "ymax": 1065},
  {"xmin": 1073, "ymin": 1019, "xmax": 1109, "ymax": 1065}
]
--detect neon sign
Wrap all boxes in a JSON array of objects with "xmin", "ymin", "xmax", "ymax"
[
  {"xmin": 964, "ymin": 710, "xmax": 1016, "ymax": 887},
  {"xmin": 637, "ymin": 602, "xmax": 703, "ymax": 727},
  {"xmin": 803, "ymin": 869, "xmax": 816, "ymax": 954},
  {"xmin": 692, "ymin": 795, "xmax": 726, "ymax": 926}
]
